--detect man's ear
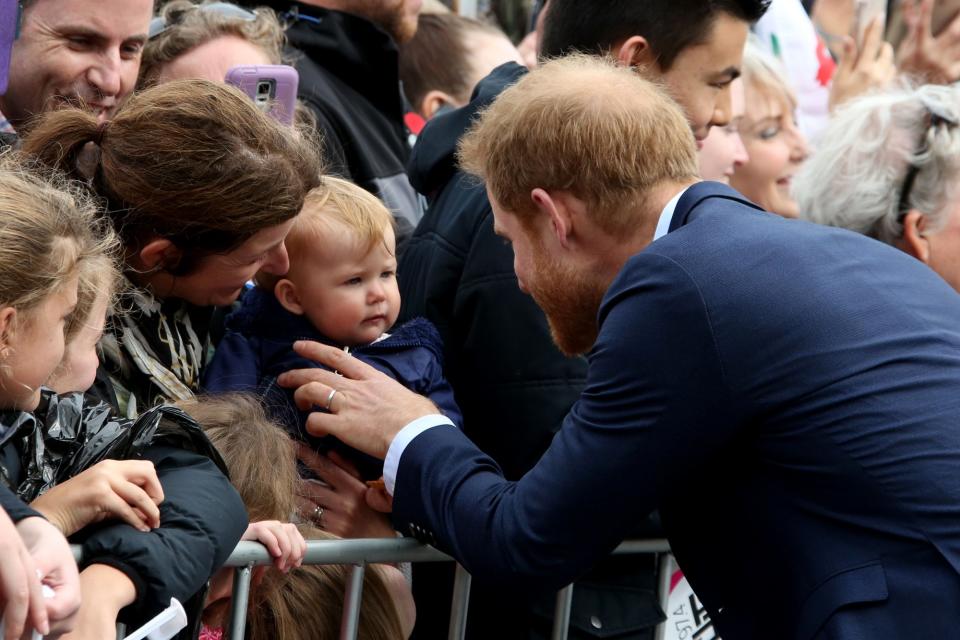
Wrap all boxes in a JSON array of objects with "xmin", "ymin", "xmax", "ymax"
[
  {"xmin": 274, "ymin": 278, "xmax": 305, "ymax": 315},
  {"xmin": 899, "ymin": 209, "xmax": 931, "ymax": 264},
  {"xmin": 138, "ymin": 238, "xmax": 180, "ymax": 272},
  {"xmin": 0, "ymin": 307, "xmax": 16, "ymax": 350},
  {"xmin": 420, "ymin": 90, "xmax": 459, "ymax": 120},
  {"xmin": 530, "ymin": 188, "xmax": 573, "ymax": 249},
  {"xmin": 616, "ymin": 35, "xmax": 656, "ymax": 70}
]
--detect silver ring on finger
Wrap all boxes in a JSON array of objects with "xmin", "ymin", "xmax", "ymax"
[
  {"xmin": 312, "ymin": 505, "xmax": 324, "ymax": 526},
  {"xmin": 325, "ymin": 388, "xmax": 338, "ymax": 411}
]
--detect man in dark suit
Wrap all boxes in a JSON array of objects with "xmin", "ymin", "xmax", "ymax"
[{"xmin": 280, "ymin": 55, "xmax": 960, "ymax": 638}]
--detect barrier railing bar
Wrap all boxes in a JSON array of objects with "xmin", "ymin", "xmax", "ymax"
[
  {"xmin": 339, "ymin": 564, "xmax": 366, "ymax": 640},
  {"xmin": 447, "ymin": 564, "xmax": 472, "ymax": 640},
  {"xmin": 73, "ymin": 537, "xmax": 670, "ymax": 565},
  {"xmin": 551, "ymin": 585, "xmax": 574, "ymax": 640},
  {"xmin": 74, "ymin": 537, "xmax": 672, "ymax": 640},
  {"xmin": 227, "ymin": 564, "xmax": 253, "ymax": 640}
]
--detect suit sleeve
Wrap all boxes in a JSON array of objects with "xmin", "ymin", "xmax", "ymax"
[
  {"xmin": 392, "ymin": 253, "xmax": 740, "ymax": 591},
  {"xmin": 0, "ymin": 484, "xmax": 40, "ymax": 523},
  {"xmin": 76, "ymin": 445, "xmax": 248, "ymax": 626}
]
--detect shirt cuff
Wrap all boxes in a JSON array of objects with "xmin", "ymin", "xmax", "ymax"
[{"xmin": 383, "ymin": 414, "xmax": 455, "ymax": 495}]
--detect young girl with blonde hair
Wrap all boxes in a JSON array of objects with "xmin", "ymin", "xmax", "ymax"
[{"xmin": 0, "ymin": 162, "xmax": 247, "ymax": 639}]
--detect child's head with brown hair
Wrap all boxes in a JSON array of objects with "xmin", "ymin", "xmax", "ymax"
[
  {"xmin": 175, "ymin": 394, "xmax": 411, "ymax": 639},
  {"xmin": 0, "ymin": 160, "xmax": 119, "ymax": 410},
  {"xmin": 248, "ymin": 528, "xmax": 409, "ymax": 640},
  {"xmin": 18, "ymin": 78, "xmax": 323, "ymax": 308},
  {"xmin": 175, "ymin": 393, "xmax": 299, "ymax": 521},
  {"xmin": 263, "ymin": 177, "xmax": 401, "ymax": 347}
]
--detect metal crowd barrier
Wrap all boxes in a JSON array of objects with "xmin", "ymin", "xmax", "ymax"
[
  {"xmin": 75, "ymin": 537, "xmax": 672, "ymax": 640},
  {"xmin": 225, "ymin": 537, "xmax": 672, "ymax": 640}
]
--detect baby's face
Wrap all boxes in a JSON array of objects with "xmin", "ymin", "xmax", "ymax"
[{"xmin": 290, "ymin": 224, "xmax": 401, "ymax": 346}]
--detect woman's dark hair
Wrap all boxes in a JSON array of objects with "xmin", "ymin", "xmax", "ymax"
[
  {"xmin": 19, "ymin": 79, "xmax": 322, "ymax": 274},
  {"xmin": 540, "ymin": 0, "xmax": 770, "ymax": 69}
]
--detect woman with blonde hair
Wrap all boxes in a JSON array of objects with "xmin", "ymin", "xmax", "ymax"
[{"xmin": 729, "ymin": 40, "xmax": 810, "ymax": 218}]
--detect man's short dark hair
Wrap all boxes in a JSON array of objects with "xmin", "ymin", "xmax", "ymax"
[{"xmin": 540, "ymin": 0, "xmax": 770, "ymax": 69}]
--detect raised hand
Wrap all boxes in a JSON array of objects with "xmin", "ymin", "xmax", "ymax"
[{"xmin": 897, "ymin": 0, "xmax": 960, "ymax": 84}]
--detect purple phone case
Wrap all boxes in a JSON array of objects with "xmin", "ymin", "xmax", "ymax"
[
  {"xmin": 0, "ymin": 0, "xmax": 18, "ymax": 95},
  {"xmin": 225, "ymin": 64, "xmax": 299, "ymax": 126}
]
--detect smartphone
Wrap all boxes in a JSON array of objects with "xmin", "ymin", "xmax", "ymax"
[
  {"xmin": 0, "ymin": 0, "xmax": 19, "ymax": 95},
  {"xmin": 225, "ymin": 64, "xmax": 299, "ymax": 126},
  {"xmin": 853, "ymin": 0, "xmax": 886, "ymax": 47}
]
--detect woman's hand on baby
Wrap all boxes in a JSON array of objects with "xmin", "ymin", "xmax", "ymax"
[
  {"xmin": 296, "ymin": 445, "xmax": 396, "ymax": 539},
  {"xmin": 243, "ymin": 521, "xmax": 306, "ymax": 573},
  {"xmin": 30, "ymin": 460, "xmax": 163, "ymax": 537}
]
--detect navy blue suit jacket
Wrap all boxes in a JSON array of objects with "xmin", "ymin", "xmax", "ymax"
[{"xmin": 392, "ymin": 182, "xmax": 960, "ymax": 639}]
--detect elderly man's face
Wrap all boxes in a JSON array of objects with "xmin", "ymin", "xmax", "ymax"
[{"xmin": 1, "ymin": 0, "xmax": 152, "ymax": 127}]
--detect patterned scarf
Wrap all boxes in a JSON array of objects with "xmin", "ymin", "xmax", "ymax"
[{"xmin": 100, "ymin": 283, "xmax": 212, "ymax": 417}]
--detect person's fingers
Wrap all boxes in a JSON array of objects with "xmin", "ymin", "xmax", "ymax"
[
  {"xmin": 3, "ymin": 548, "xmax": 36, "ymax": 640},
  {"xmin": 123, "ymin": 462, "xmax": 164, "ymax": 504},
  {"xmin": 327, "ymin": 450, "xmax": 362, "ymax": 480},
  {"xmin": 274, "ymin": 526, "xmax": 295, "ymax": 569},
  {"xmin": 113, "ymin": 482, "xmax": 161, "ymax": 529},
  {"xmin": 264, "ymin": 529, "xmax": 283, "ymax": 559},
  {"xmin": 296, "ymin": 444, "xmax": 338, "ymax": 479},
  {"xmin": 103, "ymin": 492, "xmax": 151, "ymax": 532},
  {"xmin": 836, "ymin": 35, "xmax": 856, "ymax": 75},
  {"xmin": 917, "ymin": 0, "xmax": 935, "ymax": 42},
  {"xmin": 290, "ymin": 379, "xmax": 338, "ymax": 412},
  {"xmin": 366, "ymin": 486, "xmax": 394, "ymax": 513},
  {"xmin": 860, "ymin": 15, "xmax": 884, "ymax": 64},
  {"xmin": 290, "ymin": 341, "xmax": 379, "ymax": 380},
  {"xmin": 878, "ymin": 42, "xmax": 897, "ymax": 82},
  {"xmin": 303, "ymin": 409, "xmax": 340, "ymax": 438}
]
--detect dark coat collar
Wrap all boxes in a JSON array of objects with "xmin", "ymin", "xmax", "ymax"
[{"xmin": 669, "ymin": 181, "xmax": 765, "ymax": 233}]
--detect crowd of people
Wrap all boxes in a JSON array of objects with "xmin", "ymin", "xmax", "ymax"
[{"xmin": 2, "ymin": 0, "xmax": 960, "ymax": 638}]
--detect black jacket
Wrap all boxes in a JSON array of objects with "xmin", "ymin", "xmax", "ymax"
[
  {"xmin": 0, "ymin": 391, "xmax": 247, "ymax": 629},
  {"xmin": 398, "ymin": 63, "xmax": 663, "ymax": 640},
  {"xmin": 399, "ymin": 62, "xmax": 587, "ymax": 481},
  {"xmin": 0, "ymin": 484, "xmax": 38, "ymax": 522},
  {"xmin": 282, "ymin": 3, "xmax": 418, "ymax": 245}
]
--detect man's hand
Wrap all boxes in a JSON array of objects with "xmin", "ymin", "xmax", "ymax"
[
  {"xmin": 829, "ymin": 16, "xmax": 896, "ymax": 111},
  {"xmin": 277, "ymin": 341, "xmax": 439, "ymax": 460},
  {"xmin": 897, "ymin": 0, "xmax": 960, "ymax": 84},
  {"xmin": 12, "ymin": 516, "xmax": 82, "ymax": 639},
  {"xmin": 30, "ymin": 460, "xmax": 164, "ymax": 537}
]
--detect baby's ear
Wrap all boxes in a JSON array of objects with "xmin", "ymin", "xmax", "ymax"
[{"xmin": 274, "ymin": 279, "xmax": 305, "ymax": 315}]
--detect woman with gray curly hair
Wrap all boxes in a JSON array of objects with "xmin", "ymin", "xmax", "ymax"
[{"xmin": 794, "ymin": 83, "xmax": 960, "ymax": 291}]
